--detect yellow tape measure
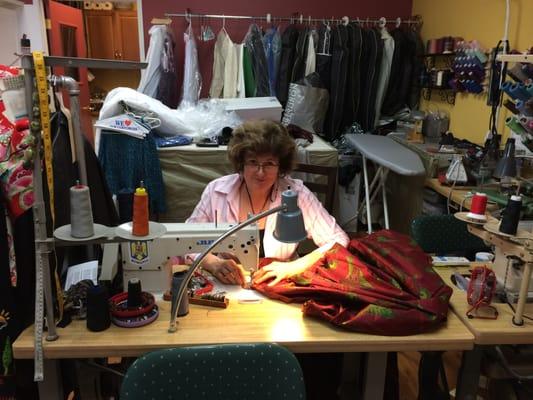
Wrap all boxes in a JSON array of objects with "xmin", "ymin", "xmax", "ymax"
[{"xmin": 32, "ymin": 51, "xmax": 55, "ymax": 223}]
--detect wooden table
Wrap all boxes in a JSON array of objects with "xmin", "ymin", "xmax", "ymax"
[
  {"xmin": 425, "ymin": 178, "xmax": 499, "ymax": 212},
  {"xmin": 436, "ymin": 266, "xmax": 533, "ymax": 399},
  {"xmin": 14, "ymin": 297, "xmax": 474, "ymax": 399}
]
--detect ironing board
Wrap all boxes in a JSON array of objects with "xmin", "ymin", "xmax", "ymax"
[{"xmin": 345, "ymin": 134, "xmax": 425, "ymax": 233}]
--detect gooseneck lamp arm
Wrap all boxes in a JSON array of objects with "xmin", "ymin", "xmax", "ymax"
[{"xmin": 168, "ymin": 189, "xmax": 307, "ymax": 333}]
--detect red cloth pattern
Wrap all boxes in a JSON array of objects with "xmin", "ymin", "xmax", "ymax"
[{"xmin": 253, "ymin": 230, "xmax": 452, "ymax": 336}]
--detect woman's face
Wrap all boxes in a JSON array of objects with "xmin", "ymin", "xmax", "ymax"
[{"xmin": 242, "ymin": 153, "xmax": 280, "ymax": 193}]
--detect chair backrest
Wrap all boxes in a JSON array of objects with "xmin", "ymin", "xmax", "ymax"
[
  {"xmin": 411, "ymin": 214, "xmax": 488, "ymax": 256},
  {"xmin": 120, "ymin": 343, "xmax": 306, "ymax": 400},
  {"xmin": 292, "ymin": 163, "xmax": 337, "ymax": 213}
]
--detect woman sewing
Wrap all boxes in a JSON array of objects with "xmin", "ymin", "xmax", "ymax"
[{"xmin": 186, "ymin": 119, "xmax": 349, "ymax": 286}]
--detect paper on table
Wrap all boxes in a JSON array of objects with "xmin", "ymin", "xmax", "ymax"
[
  {"xmin": 65, "ymin": 260, "xmax": 98, "ymax": 291},
  {"xmin": 208, "ymin": 275, "xmax": 266, "ymax": 303}
]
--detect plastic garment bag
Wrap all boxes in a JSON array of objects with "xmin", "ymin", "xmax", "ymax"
[
  {"xmin": 282, "ymin": 72, "xmax": 329, "ymax": 135},
  {"xmin": 138, "ymin": 25, "xmax": 166, "ymax": 98},
  {"xmin": 181, "ymin": 23, "xmax": 202, "ymax": 106}
]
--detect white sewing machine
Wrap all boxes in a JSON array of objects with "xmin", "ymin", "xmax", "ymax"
[{"xmin": 99, "ymin": 223, "xmax": 259, "ymax": 293}]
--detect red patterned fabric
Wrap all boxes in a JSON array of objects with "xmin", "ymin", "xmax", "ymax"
[{"xmin": 253, "ymin": 230, "xmax": 452, "ymax": 336}]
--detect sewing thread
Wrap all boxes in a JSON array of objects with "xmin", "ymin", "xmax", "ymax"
[
  {"xmin": 132, "ymin": 182, "xmax": 149, "ymax": 236},
  {"xmin": 500, "ymin": 195, "xmax": 522, "ymax": 235},
  {"xmin": 70, "ymin": 183, "xmax": 95, "ymax": 238},
  {"xmin": 467, "ymin": 193, "xmax": 487, "ymax": 221}
]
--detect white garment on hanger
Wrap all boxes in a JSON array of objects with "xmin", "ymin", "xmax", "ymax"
[
  {"xmin": 138, "ymin": 25, "xmax": 167, "ymax": 98},
  {"xmin": 181, "ymin": 23, "xmax": 202, "ymax": 105},
  {"xmin": 374, "ymin": 28, "xmax": 395, "ymax": 126},
  {"xmin": 236, "ymin": 44, "xmax": 246, "ymax": 98},
  {"xmin": 223, "ymin": 35, "xmax": 239, "ymax": 98},
  {"xmin": 304, "ymin": 32, "xmax": 316, "ymax": 76},
  {"xmin": 209, "ymin": 29, "xmax": 240, "ymax": 99}
]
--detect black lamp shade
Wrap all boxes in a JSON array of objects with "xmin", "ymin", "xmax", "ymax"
[
  {"xmin": 273, "ymin": 190, "xmax": 307, "ymax": 243},
  {"xmin": 493, "ymin": 138, "xmax": 517, "ymax": 179}
]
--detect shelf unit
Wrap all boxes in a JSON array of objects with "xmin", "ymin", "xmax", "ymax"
[
  {"xmin": 421, "ymin": 53, "xmax": 457, "ymax": 105},
  {"xmin": 497, "ymin": 54, "xmax": 533, "ymax": 63}
]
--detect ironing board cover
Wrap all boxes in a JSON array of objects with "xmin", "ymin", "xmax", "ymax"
[
  {"xmin": 253, "ymin": 230, "xmax": 451, "ymax": 335},
  {"xmin": 345, "ymin": 134, "xmax": 425, "ymax": 176}
]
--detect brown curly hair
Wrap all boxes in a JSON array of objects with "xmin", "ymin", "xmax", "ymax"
[{"xmin": 227, "ymin": 120, "xmax": 296, "ymax": 175}]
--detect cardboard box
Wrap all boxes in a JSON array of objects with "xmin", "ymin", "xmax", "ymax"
[{"xmin": 220, "ymin": 97, "xmax": 282, "ymax": 122}]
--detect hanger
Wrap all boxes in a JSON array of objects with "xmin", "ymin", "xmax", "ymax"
[
  {"xmin": 395, "ymin": 17, "xmax": 402, "ymax": 29},
  {"xmin": 53, "ymin": 91, "xmax": 76, "ymax": 162},
  {"xmin": 379, "ymin": 17, "xmax": 387, "ymax": 29},
  {"xmin": 341, "ymin": 16, "xmax": 350, "ymax": 26}
]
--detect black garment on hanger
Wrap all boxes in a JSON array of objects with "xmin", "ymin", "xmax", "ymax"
[
  {"xmin": 341, "ymin": 24, "xmax": 357, "ymax": 130},
  {"xmin": 408, "ymin": 29, "xmax": 425, "ymax": 110},
  {"xmin": 291, "ymin": 27, "xmax": 310, "ymax": 84},
  {"xmin": 367, "ymin": 28, "xmax": 384, "ymax": 130},
  {"xmin": 156, "ymin": 30, "xmax": 179, "ymax": 109},
  {"xmin": 356, "ymin": 28, "xmax": 378, "ymax": 132},
  {"xmin": 350, "ymin": 23, "xmax": 363, "ymax": 122},
  {"xmin": 276, "ymin": 25, "xmax": 299, "ymax": 106},
  {"xmin": 322, "ymin": 25, "xmax": 348, "ymax": 142},
  {"xmin": 396, "ymin": 29, "xmax": 417, "ymax": 114},
  {"xmin": 246, "ymin": 24, "xmax": 270, "ymax": 97},
  {"xmin": 315, "ymin": 24, "xmax": 332, "ymax": 92},
  {"xmin": 381, "ymin": 28, "xmax": 408, "ymax": 116}
]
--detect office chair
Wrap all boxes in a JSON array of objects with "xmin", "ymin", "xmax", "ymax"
[
  {"xmin": 120, "ymin": 343, "xmax": 305, "ymax": 400},
  {"xmin": 411, "ymin": 214, "xmax": 488, "ymax": 257},
  {"xmin": 292, "ymin": 163, "xmax": 337, "ymax": 214}
]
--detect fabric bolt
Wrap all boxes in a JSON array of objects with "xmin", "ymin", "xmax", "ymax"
[
  {"xmin": 98, "ymin": 131, "xmax": 166, "ymax": 214},
  {"xmin": 304, "ymin": 30, "xmax": 316, "ymax": 77},
  {"xmin": 315, "ymin": 24, "xmax": 332, "ymax": 92},
  {"xmin": 137, "ymin": 25, "xmax": 166, "ymax": 99},
  {"xmin": 243, "ymin": 45, "xmax": 256, "ymax": 97},
  {"xmin": 186, "ymin": 174, "xmax": 348, "ymax": 260},
  {"xmin": 291, "ymin": 27, "xmax": 310, "ymax": 84},
  {"xmin": 262, "ymin": 26, "xmax": 281, "ymax": 96},
  {"xmin": 276, "ymin": 25, "xmax": 299, "ymax": 105},
  {"xmin": 254, "ymin": 230, "xmax": 452, "ymax": 336},
  {"xmin": 181, "ymin": 23, "xmax": 202, "ymax": 105},
  {"xmin": 245, "ymin": 24, "xmax": 270, "ymax": 97},
  {"xmin": 374, "ymin": 27, "xmax": 395, "ymax": 126},
  {"xmin": 323, "ymin": 25, "xmax": 348, "ymax": 141}
]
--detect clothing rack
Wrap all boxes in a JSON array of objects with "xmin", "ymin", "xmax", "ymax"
[{"xmin": 164, "ymin": 11, "xmax": 421, "ymax": 27}]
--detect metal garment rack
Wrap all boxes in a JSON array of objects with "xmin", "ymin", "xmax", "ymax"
[
  {"xmin": 20, "ymin": 55, "xmax": 146, "ymax": 368},
  {"xmin": 164, "ymin": 11, "xmax": 421, "ymax": 26}
]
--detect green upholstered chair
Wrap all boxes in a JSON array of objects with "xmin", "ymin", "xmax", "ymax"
[
  {"xmin": 411, "ymin": 214, "xmax": 488, "ymax": 257},
  {"xmin": 120, "ymin": 343, "xmax": 305, "ymax": 400}
]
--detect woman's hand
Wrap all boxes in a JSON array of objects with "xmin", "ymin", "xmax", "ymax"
[
  {"xmin": 252, "ymin": 259, "xmax": 308, "ymax": 287},
  {"xmin": 201, "ymin": 254, "xmax": 246, "ymax": 286}
]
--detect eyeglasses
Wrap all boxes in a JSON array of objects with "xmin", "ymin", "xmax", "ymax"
[{"xmin": 244, "ymin": 159, "xmax": 279, "ymax": 172}]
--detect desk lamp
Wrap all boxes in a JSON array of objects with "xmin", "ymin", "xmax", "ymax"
[
  {"xmin": 168, "ymin": 189, "xmax": 307, "ymax": 332},
  {"xmin": 493, "ymin": 138, "xmax": 517, "ymax": 179}
]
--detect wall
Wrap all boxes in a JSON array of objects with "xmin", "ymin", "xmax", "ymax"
[
  {"xmin": 412, "ymin": 0, "xmax": 533, "ymax": 145},
  {"xmin": 141, "ymin": 0, "xmax": 413, "ymax": 98}
]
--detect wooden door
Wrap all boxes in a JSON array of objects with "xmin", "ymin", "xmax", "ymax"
[
  {"xmin": 114, "ymin": 10, "xmax": 139, "ymax": 61},
  {"xmin": 48, "ymin": 0, "xmax": 93, "ymax": 144},
  {"xmin": 85, "ymin": 10, "xmax": 116, "ymax": 59}
]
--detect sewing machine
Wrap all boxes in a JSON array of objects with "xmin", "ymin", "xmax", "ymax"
[{"xmin": 99, "ymin": 223, "xmax": 259, "ymax": 293}]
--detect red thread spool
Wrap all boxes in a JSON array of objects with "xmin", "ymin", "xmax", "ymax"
[
  {"xmin": 467, "ymin": 193, "xmax": 488, "ymax": 221},
  {"xmin": 132, "ymin": 185, "xmax": 149, "ymax": 236}
]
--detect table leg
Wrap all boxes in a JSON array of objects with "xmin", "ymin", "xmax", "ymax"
[
  {"xmin": 362, "ymin": 156, "xmax": 372, "ymax": 234},
  {"xmin": 38, "ymin": 359, "xmax": 64, "ymax": 400},
  {"xmin": 381, "ymin": 169, "xmax": 389, "ymax": 229},
  {"xmin": 455, "ymin": 345, "xmax": 483, "ymax": 400},
  {"xmin": 362, "ymin": 352, "xmax": 387, "ymax": 400}
]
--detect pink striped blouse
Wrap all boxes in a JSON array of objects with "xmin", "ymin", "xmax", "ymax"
[{"xmin": 186, "ymin": 174, "xmax": 349, "ymax": 260}]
